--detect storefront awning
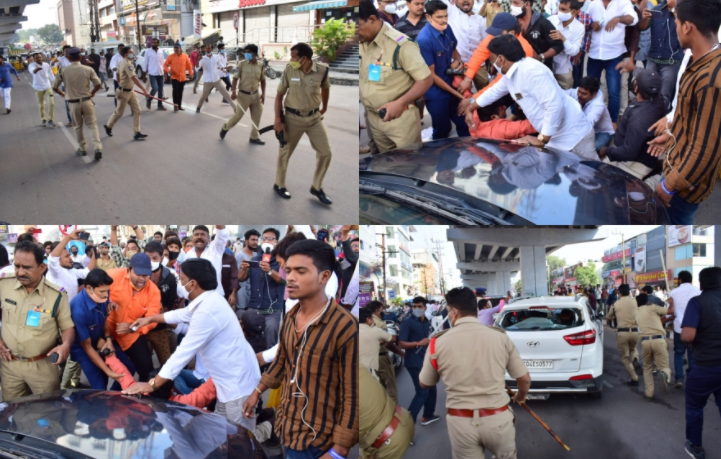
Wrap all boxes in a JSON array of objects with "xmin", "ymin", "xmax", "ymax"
[{"xmin": 292, "ymin": 0, "xmax": 348, "ymax": 12}]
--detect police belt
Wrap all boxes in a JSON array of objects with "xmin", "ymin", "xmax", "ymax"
[
  {"xmin": 286, "ymin": 107, "xmax": 319, "ymax": 117},
  {"xmin": 11, "ymin": 352, "xmax": 51, "ymax": 362},
  {"xmin": 371, "ymin": 404, "xmax": 403, "ymax": 448},
  {"xmin": 239, "ymin": 89, "xmax": 258, "ymax": 95},
  {"xmin": 447, "ymin": 405, "xmax": 508, "ymax": 418},
  {"xmin": 68, "ymin": 97, "xmax": 91, "ymax": 103},
  {"xmin": 369, "ymin": 103, "xmax": 415, "ymax": 116},
  {"xmin": 617, "ymin": 328, "xmax": 639, "ymax": 332},
  {"xmin": 641, "ymin": 335, "xmax": 665, "ymax": 341},
  {"xmin": 120, "ymin": 88, "xmax": 132, "ymax": 92}
]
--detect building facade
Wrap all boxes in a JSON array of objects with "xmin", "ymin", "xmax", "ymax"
[{"xmin": 411, "ymin": 249, "xmax": 439, "ymax": 299}]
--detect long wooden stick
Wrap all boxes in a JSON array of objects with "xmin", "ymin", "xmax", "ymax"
[
  {"xmin": 106, "ymin": 90, "xmax": 177, "ymax": 108},
  {"xmin": 505, "ymin": 386, "xmax": 571, "ymax": 452}
]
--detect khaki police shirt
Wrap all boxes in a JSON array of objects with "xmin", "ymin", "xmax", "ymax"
[
  {"xmin": 636, "ymin": 304, "xmax": 668, "ymax": 337},
  {"xmin": 232, "ymin": 59, "xmax": 265, "ymax": 93},
  {"xmin": 277, "ymin": 61, "xmax": 330, "ymax": 114},
  {"xmin": 117, "ymin": 57, "xmax": 137, "ymax": 89},
  {"xmin": 419, "ymin": 317, "xmax": 528, "ymax": 410},
  {"xmin": 359, "ymin": 323, "xmax": 392, "ymax": 371},
  {"xmin": 359, "ymin": 365, "xmax": 397, "ymax": 450},
  {"xmin": 607, "ymin": 296, "xmax": 638, "ymax": 330},
  {"xmin": 0, "ymin": 275, "xmax": 74, "ymax": 358},
  {"xmin": 373, "ymin": 314, "xmax": 390, "ymax": 355},
  {"xmin": 52, "ymin": 62, "xmax": 100, "ymax": 100},
  {"xmin": 360, "ymin": 21, "xmax": 431, "ymax": 112}
]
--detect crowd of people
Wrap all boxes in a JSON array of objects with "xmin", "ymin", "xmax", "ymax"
[
  {"xmin": 0, "ymin": 225, "xmax": 360, "ymax": 459},
  {"xmin": 359, "ymin": 0, "xmax": 721, "ymax": 223}
]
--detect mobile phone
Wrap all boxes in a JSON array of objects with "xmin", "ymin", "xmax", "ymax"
[
  {"xmin": 317, "ymin": 229, "xmax": 329, "ymax": 241},
  {"xmin": 648, "ymin": 9, "xmax": 662, "ymax": 15},
  {"xmin": 378, "ymin": 108, "xmax": 387, "ymax": 120},
  {"xmin": 50, "ymin": 353, "xmax": 59, "ymax": 363},
  {"xmin": 78, "ymin": 232, "xmax": 90, "ymax": 240},
  {"xmin": 247, "ymin": 260, "xmax": 260, "ymax": 268}
]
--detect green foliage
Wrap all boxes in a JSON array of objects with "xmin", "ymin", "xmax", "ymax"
[
  {"xmin": 546, "ymin": 255, "xmax": 566, "ymax": 272},
  {"xmin": 37, "ymin": 24, "xmax": 63, "ymax": 45},
  {"xmin": 514, "ymin": 279, "xmax": 522, "ymax": 295},
  {"xmin": 390, "ymin": 298, "xmax": 404, "ymax": 307},
  {"xmin": 274, "ymin": 50, "xmax": 281, "ymax": 60},
  {"xmin": 18, "ymin": 28, "xmax": 39, "ymax": 44},
  {"xmin": 575, "ymin": 261, "xmax": 600, "ymax": 287},
  {"xmin": 311, "ymin": 18, "xmax": 356, "ymax": 62}
]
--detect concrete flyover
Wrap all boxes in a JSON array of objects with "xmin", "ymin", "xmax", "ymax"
[
  {"xmin": 0, "ymin": 0, "xmax": 38, "ymax": 47},
  {"xmin": 447, "ymin": 226, "xmax": 609, "ymax": 297}
]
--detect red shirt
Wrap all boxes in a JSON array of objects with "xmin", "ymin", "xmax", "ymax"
[
  {"xmin": 470, "ymin": 115, "xmax": 537, "ymax": 140},
  {"xmin": 189, "ymin": 50, "xmax": 199, "ymax": 68}
]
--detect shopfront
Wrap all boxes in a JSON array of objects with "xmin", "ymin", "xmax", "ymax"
[
  {"xmin": 292, "ymin": 0, "xmax": 359, "ymax": 25},
  {"xmin": 635, "ymin": 270, "xmax": 673, "ymax": 289},
  {"xmin": 117, "ymin": 0, "xmax": 184, "ymax": 45}
]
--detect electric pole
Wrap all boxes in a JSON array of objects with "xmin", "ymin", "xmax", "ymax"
[
  {"xmin": 375, "ymin": 231, "xmax": 399, "ymax": 304},
  {"xmin": 135, "ymin": 0, "xmax": 142, "ymax": 48}
]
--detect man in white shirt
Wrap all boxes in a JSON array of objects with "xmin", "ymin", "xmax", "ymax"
[
  {"xmin": 668, "ymin": 270, "xmax": 701, "ymax": 388},
  {"xmin": 586, "ymin": 0, "xmax": 638, "ymax": 123},
  {"xmin": 28, "ymin": 53, "xmax": 56, "ymax": 128},
  {"xmin": 181, "ymin": 225, "xmax": 229, "ymax": 297},
  {"xmin": 548, "ymin": 0, "xmax": 585, "ymax": 89},
  {"xmin": 124, "ymin": 258, "xmax": 261, "ymax": 433},
  {"xmin": 564, "ymin": 76, "xmax": 615, "ymax": 151},
  {"xmin": 442, "ymin": 0, "xmax": 488, "ymax": 90},
  {"xmin": 217, "ymin": 43, "xmax": 233, "ymax": 104},
  {"xmin": 195, "ymin": 45, "xmax": 235, "ymax": 113},
  {"xmin": 109, "ymin": 43, "xmax": 126, "ymax": 108},
  {"xmin": 141, "ymin": 38, "xmax": 167, "ymax": 111},
  {"xmin": 466, "ymin": 34, "xmax": 597, "ymax": 159},
  {"xmin": 47, "ymin": 230, "xmax": 96, "ymax": 302},
  {"xmin": 55, "ymin": 45, "xmax": 74, "ymax": 127}
]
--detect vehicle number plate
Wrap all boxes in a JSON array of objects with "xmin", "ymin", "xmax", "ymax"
[
  {"xmin": 523, "ymin": 360, "xmax": 553, "ymax": 369},
  {"xmin": 526, "ymin": 393, "xmax": 550, "ymax": 401}
]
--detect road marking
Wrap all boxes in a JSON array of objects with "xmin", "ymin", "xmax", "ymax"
[
  {"xmin": 178, "ymin": 104, "xmax": 247, "ymax": 126},
  {"xmin": 57, "ymin": 120, "xmax": 92, "ymax": 163},
  {"xmin": 603, "ymin": 380, "xmax": 614, "ymax": 388}
]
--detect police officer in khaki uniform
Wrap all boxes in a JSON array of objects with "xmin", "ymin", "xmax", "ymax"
[
  {"xmin": 0, "ymin": 241, "xmax": 75, "ymax": 402},
  {"xmin": 636, "ymin": 292, "xmax": 674, "ymax": 401},
  {"xmin": 606, "ymin": 284, "xmax": 640, "ymax": 386},
  {"xmin": 359, "ymin": 0, "xmax": 433, "ymax": 154},
  {"xmin": 368, "ymin": 300, "xmax": 403, "ymax": 403},
  {"xmin": 51, "ymin": 47, "xmax": 103, "ymax": 160},
  {"xmin": 104, "ymin": 46, "xmax": 151, "ymax": 141},
  {"xmin": 360, "ymin": 365, "xmax": 415, "ymax": 459},
  {"xmin": 420, "ymin": 287, "xmax": 530, "ymax": 459},
  {"xmin": 220, "ymin": 44, "xmax": 266, "ymax": 145}
]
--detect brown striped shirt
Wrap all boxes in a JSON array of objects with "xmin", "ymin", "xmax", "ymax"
[
  {"xmin": 664, "ymin": 46, "xmax": 721, "ymax": 204},
  {"xmin": 260, "ymin": 299, "xmax": 359, "ymax": 450}
]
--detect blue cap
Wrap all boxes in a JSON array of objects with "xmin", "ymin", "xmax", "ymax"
[
  {"xmin": 67, "ymin": 47, "xmax": 82, "ymax": 58},
  {"xmin": 129, "ymin": 253, "xmax": 153, "ymax": 276},
  {"xmin": 487, "ymin": 13, "xmax": 518, "ymax": 36},
  {"xmin": 476, "ymin": 287, "xmax": 487, "ymax": 295}
]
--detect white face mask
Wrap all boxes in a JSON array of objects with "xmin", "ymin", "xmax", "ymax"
[
  {"xmin": 261, "ymin": 242, "xmax": 274, "ymax": 253},
  {"xmin": 493, "ymin": 56, "xmax": 504, "ymax": 75},
  {"xmin": 179, "ymin": 279, "xmax": 194, "ymax": 299},
  {"xmin": 412, "ymin": 308, "xmax": 425, "ymax": 318},
  {"xmin": 163, "ymin": 257, "xmax": 169, "ymax": 265},
  {"xmin": 511, "ymin": 5, "xmax": 524, "ymax": 16},
  {"xmin": 557, "ymin": 11, "xmax": 572, "ymax": 22},
  {"xmin": 151, "ymin": 261, "xmax": 161, "ymax": 271},
  {"xmin": 384, "ymin": 3, "xmax": 397, "ymax": 14}
]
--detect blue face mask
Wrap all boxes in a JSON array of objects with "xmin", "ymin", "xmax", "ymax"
[
  {"xmin": 220, "ymin": 49, "xmax": 226, "ymax": 55},
  {"xmin": 245, "ymin": 53, "xmax": 253, "ymax": 61}
]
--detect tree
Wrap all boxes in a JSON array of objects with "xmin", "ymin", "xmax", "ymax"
[
  {"xmin": 37, "ymin": 24, "xmax": 63, "ymax": 45},
  {"xmin": 575, "ymin": 261, "xmax": 600, "ymax": 287},
  {"xmin": 546, "ymin": 255, "xmax": 566, "ymax": 271},
  {"xmin": 514, "ymin": 279, "xmax": 522, "ymax": 295},
  {"xmin": 311, "ymin": 18, "xmax": 356, "ymax": 61},
  {"xmin": 18, "ymin": 28, "xmax": 39, "ymax": 44}
]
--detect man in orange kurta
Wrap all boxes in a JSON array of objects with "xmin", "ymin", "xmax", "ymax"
[{"xmin": 163, "ymin": 43, "xmax": 194, "ymax": 111}]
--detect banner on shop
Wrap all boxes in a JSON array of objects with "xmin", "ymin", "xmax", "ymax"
[
  {"xmin": 121, "ymin": 0, "xmax": 160, "ymax": 12},
  {"xmin": 602, "ymin": 248, "xmax": 631, "ymax": 263},
  {"xmin": 564, "ymin": 263, "xmax": 582, "ymax": 282},
  {"xmin": 359, "ymin": 281, "xmax": 373, "ymax": 307},
  {"xmin": 634, "ymin": 246, "xmax": 646, "ymax": 273},
  {"xmin": 668, "ymin": 226, "xmax": 692, "ymax": 248},
  {"xmin": 193, "ymin": 9, "xmax": 202, "ymax": 37},
  {"xmin": 142, "ymin": 25, "xmax": 168, "ymax": 35},
  {"xmin": 635, "ymin": 270, "xmax": 672, "ymax": 284}
]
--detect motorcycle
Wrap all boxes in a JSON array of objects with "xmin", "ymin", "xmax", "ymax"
[{"xmin": 261, "ymin": 54, "xmax": 278, "ymax": 79}]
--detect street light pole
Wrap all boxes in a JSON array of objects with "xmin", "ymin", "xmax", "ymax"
[{"xmin": 135, "ymin": 0, "xmax": 142, "ymax": 48}]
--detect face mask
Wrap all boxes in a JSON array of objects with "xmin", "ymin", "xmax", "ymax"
[
  {"xmin": 163, "ymin": 257, "xmax": 169, "ymax": 265},
  {"xmin": 493, "ymin": 56, "xmax": 504, "ymax": 75},
  {"xmin": 412, "ymin": 308, "xmax": 425, "ymax": 318},
  {"xmin": 127, "ymin": 250, "xmax": 137, "ymax": 257},
  {"xmin": 557, "ymin": 11, "xmax": 572, "ymax": 22},
  {"xmin": 220, "ymin": 50, "xmax": 226, "ymax": 54},
  {"xmin": 90, "ymin": 288, "xmax": 108, "ymax": 303},
  {"xmin": 511, "ymin": 5, "xmax": 524, "ymax": 16},
  {"xmin": 127, "ymin": 54, "xmax": 135, "ymax": 60},
  {"xmin": 448, "ymin": 308, "xmax": 456, "ymax": 327},
  {"xmin": 168, "ymin": 250, "xmax": 180, "ymax": 261},
  {"xmin": 289, "ymin": 59, "xmax": 302, "ymax": 70},
  {"xmin": 384, "ymin": 3, "xmax": 397, "ymax": 14},
  {"xmin": 179, "ymin": 280, "xmax": 194, "ymax": 299},
  {"xmin": 261, "ymin": 242, "xmax": 274, "ymax": 253},
  {"xmin": 245, "ymin": 53, "xmax": 254, "ymax": 60},
  {"xmin": 81, "ymin": 52, "xmax": 86, "ymax": 56},
  {"xmin": 151, "ymin": 261, "xmax": 161, "ymax": 271}
]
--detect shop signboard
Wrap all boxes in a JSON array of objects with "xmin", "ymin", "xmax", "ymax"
[
  {"xmin": 359, "ymin": 281, "xmax": 373, "ymax": 307},
  {"xmin": 634, "ymin": 246, "xmax": 646, "ymax": 273},
  {"xmin": 668, "ymin": 226, "xmax": 692, "ymax": 248},
  {"xmin": 635, "ymin": 270, "xmax": 672, "ymax": 284}
]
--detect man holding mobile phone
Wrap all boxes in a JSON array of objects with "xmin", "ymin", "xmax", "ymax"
[{"xmin": 236, "ymin": 229, "xmax": 261, "ymax": 316}]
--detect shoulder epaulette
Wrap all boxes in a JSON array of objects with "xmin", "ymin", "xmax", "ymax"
[
  {"xmin": 431, "ymin": 328, "xmax": 451, "ymax": 340},
  {"xmin": 43, "ymin": 278, "xmax": 63, "ymax": 292},
  {"xmin": 487, "ymin": 326, "xmax": 507, "ymax": 334},
  {"xmin": 0, "ymin": 272, "xmax": 16, "ymax": 279}
]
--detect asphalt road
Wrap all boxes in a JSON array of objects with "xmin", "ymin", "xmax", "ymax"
[
  {"xmin": 390, "ymin": 325, "xmax": 721, "ymax": 459},
  {"xmin": 0, "ymin": 70, "xmax": 359, "ymax": 222}
]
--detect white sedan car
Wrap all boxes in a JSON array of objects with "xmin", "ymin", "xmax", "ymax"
[{"xmin": 494, "ymin": 295, "xmax": 604, "ymax": 400}]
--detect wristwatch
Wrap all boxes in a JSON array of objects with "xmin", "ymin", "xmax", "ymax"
[
  {"xmin": 540, "ymin": 53, "xmax": 545, "ymax": 63},
  {"xmin": 149, "ymin": 378, "xmax": 157, "ymax": 391},
  {"xmin": 538, "ymin": 134, "xmax": 550, "ymax": 145}
]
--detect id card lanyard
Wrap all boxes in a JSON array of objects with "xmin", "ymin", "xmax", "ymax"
[{"xmin": 26, "ymin": 293, "xmax": 47, "ymax": 328}]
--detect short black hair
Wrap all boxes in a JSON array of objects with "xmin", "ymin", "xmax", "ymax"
[
  {"xmin": 636, "ymin": 293, "xmax": 649, "ymax": 306},
  {"xmin": 0, "ymin": 243, "xmax": 9, "ymax": 266},
  {"xmin": 180, "ymin": 258, "xmax": 219, "ymax": 291},
  {"xmin": 359, "ymin": 307, "xmax": 373, "ymax": 323},
  {"xmin": 366, "ymin": 300, "xmax": 384, "ymax": 313},
  {"xmin": 17, "ymin": 233, "xmax": 36, "ymax": 244},
  {"xmin": 677, "ymin": 270, "xmax": 692, "ymax": 285},
  {"xmin": 85, "ymin": 268, "xmax": 114, "ymax": 288},
  {"xmin": 477, "ymin": 94, "xmax": 514, "ymax": 122},
  {"xmin": 445, "ymin": 287, "xmax": 478, "ymax": 314},
  {"xmin": 217, "ymin": 43, "xmax": 225, "ymax": 49},
  {"xmin": 291, "ymin": 43, "xmax": 313, "ymax": 60},
  {"xmin": 193, "ymin": 225, "xmax": 210, "ymax": 235},
  {"xmin": 14, "ymin": 241, "xmax": 44, "ymax": 266},
  {"xmin": 262, "ymin": 227, "xmax": 280, "ymax": 241},
  {"xmin": 488, "ymin": 34, "xmax": 526, "ymax": 63},
  {"xmin": 154, "ymin": 231, "xmax": 163, "ymax": 238},
  {"xmin": 120, "ymin": 46, "xmax": 132, "ymax": 57},
  {"xmin": 245, "ymin": 44, "xmax": 258, "ymax": 54},
  {"xmin": 166, "ymin": 237, "xmax": 182, "ymax": 248},
  {"xmin": 676, "ymin": 0, "xmax": 721, "ymax": 37},
  {"xmin": 412, "ymin": 296, "xmax": 427, "ymax": 306},
  {"xmin": 579, "ymin": 76, "xmax": 600, "ymax": 94},
  {"xmin": 63, "ymin": 45, "xmax": 71, "ymax": 50},
  {"xmin": 272, "ymin": 232, "xmax": 307, "ymax": 259},
  {"xmin": 359, "ymin": 0, "xmax": 380, "ymax": 21},
  {"xmin": 244, "ymin": 229, "xmax": 261, "ymax": 240},
  {"xmin": 425, "ymin": 0, "xmax": 448, "ymax": 15},
  {"xmin": 618, "ymin": 284, "xmax": 630, "ymax": 296},
  {"xmin": 126, "ymin": 239, "xmax": 140, "ymax": 250},
  {"xmin": 641, "ymin": 285, "xmax": 654, "ymax": 294},
  {"xmin": 478, "ymin": 298, "xmax": 489, "ymax": 309},
  {"xmin": 117, "ymin": 43, "xmax": 125, "ymax": 48},
  {"xmin": 144, "ymin": 241, "xmax": 164, "ymax": 257},
  {"xmin": 699, "ymin": 266, "xmax": 721, "ymax": 291},
  {"xmin": 43, "ymin": 241, "xmax": 53, "ymax": 249},
  {"xmin": 559, "ymin": 0, "xmax": 582, "ymax": 10},
  {"xmin": 285, "ymin": 239, "xmax": 338, "ymax": 276}
]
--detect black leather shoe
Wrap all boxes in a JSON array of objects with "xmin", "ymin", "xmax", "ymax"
[
  {"xmin": 196, "ymin": 107, "xmax": 200, "ymax": 113},
  {"xmin": 76, "ymin": 148, "xmax": 87, "ymax": 156},
  {"xmin": 220, "ymin": 127, "xmax": 228, "ymax": 139},
  {"xmin": 104, "ymin": 124, "xmax": 112, "ymax": 136},
  {"xmin": 310, "ymin": 187, "xmax": 332, "ymax": 205},
  {"xmin": 249, "ymin": 138, "xmax": 265, "ymax": 145},
  {"xmin": 146, "ymin": 98, "xmax": 151, "ymax": 109},
  {"xmin": 274, "ymin": 184, "xmax": 291, "ymax": 199},
  {"xmin": 625, "ymin": 380, "xmax": 639, "ymax": 386},
  {"xmin": 157, "ymin": 105, "xmax": 167, "ymax": 111},
  {"xmin": 94, "ymin": 150, "xmax": 102, "ymax": 161},
  {"xmin": 134, "ymin": 132, "xmax": 148, "ymax": 140}
]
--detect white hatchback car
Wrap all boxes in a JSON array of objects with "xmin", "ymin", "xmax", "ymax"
[{"xmin": 494, "ymin": 295, "xmax": 604, "ymax": 399}]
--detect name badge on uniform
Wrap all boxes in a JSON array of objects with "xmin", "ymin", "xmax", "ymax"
[
  {"xmin": 291, "ymin": 77, "xmax": 301, "ymax": 82},
  {"xmin": 26, "ymin": 310, "xmax": 41, "ymax": 327},
  {"xmin": 368, "ymin": 64, "xmax": 381, "ymax": 82},
  {"xmin": 4, "ymin": 299, "xmax": 16, "ymax": 305}
]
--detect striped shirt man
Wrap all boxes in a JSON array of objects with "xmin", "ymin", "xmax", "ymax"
[
  {"xmin": 260, "ymin": 298, "xmax": 359, "ymax": 451},
  {"xmin": 663, "ymin": 46, "xmax": 721, "ymax": 204}
]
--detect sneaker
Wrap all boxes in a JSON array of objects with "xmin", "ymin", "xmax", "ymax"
[
  {"xmin": 76, "ymin": 148, "xmax": 87, "ymax": 156},
  {"xmin": 6, "ymin": 109, "xmax": 10, "ymax": 114},
  {"xmin": 157, "ymin": 105, "xmax": 167, "ymax": 111},
  {"xmin": 625, "ymin": 380, "xmax": 639, "ymax": 387},
  {"xmin": 47, "ymin": 121, "xmax": 56, "ymax": 128},
  {"xmin": 421, "ymin": 415, "xmax": 440, "ymax": 426},
  {"xmin": 94, "ymin": 150, "xmax": 102, "ymax": 161},
  {"xmin": 196, "ymin": 108, "xmax": 200, "ymax": 113},
  {"xmin": 658, "ymin": 371, "xmax": 668, "ymax": 393},
  {"xmin": 675, "ymin": 380, "xmax": 684, "ymax": 389},
  {"xmin": 685, "ymin": 440, "xmax": 706, "ymax": 459}
]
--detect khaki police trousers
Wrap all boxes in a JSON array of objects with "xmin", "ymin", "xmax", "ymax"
[
  {"xmin": 197, "ymin": 80, "xmax": 235, "ymax": 111},
  {"xmin": 360, "ymin": 408, "xmax": 415, "ymax": 459},
  {"xmin": 60, "ymin": 358, "xmax": 82, "ymax": 388},
  {"xmin": 69, "ymin": 99, "xmax": 102, "ymax": 152},
  {"xmin": 1, "ymin": 357, "xmax": 60, "ymax": 401},
  {"xmin": 107, "ymin": 89, "xmax": 141, "ymax": 133},
  {"xmin": 446, "ymin": 408, "xmax": 517, "ymax": 459},
  {"xmin": 472, "ymin": 66, "xmax": 489, "ymax": 93},
  {"xmin": 642, "ymin": 337, "xmax": 671, "ymax": 398},
  {"xmin": 223, "ymin": 92, "xmax": 262, "ymax": 139},
  {"xmin": 378, "ymin": 353, "xmax": 398, "ymax": 403},
  {"xmin": 616, "ymin": 331, "xmax": 639, "ymax": 381},
  {"xmin": 366, "ymin": 105, "xmax": 421, "ymax": 153},
  {"xmin": 275, "ymin": 111, "xmax": 332, "ymax": 190},
  {"xmin": 35, "ymin": 88, "xmax": 54, "ymax": 121}
]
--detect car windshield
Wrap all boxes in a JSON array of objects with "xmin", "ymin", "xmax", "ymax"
[
  {"xmin": 360, "ymin": 194, "xmax": 457, "ymax": 224},
  {"xmin": 498, "ymin": 307, "xmax": 584, "ymax": 331}
]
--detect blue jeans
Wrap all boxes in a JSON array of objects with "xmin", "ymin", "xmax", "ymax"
[
  {"xmin": 674, "ymin": 332, "xmax": 695, "ymax": 382},
  {"xmin": 646, "ymin": 60, "xmax": 682, "ymax": 112},
  {"xmin": 406, "ymin": 366, "xmax": 437, "ymax": 422},
  {"xmin": 73, "ymin": 345, "xmax": 135, "ymax": 391},
  {"xmin": 572, "ymin": 52, "xmax": 585, "ymax": 88},
  {"xmin": 586, "ymin": 55, "xmax": 624, "ymax": 122},
  {"xmin": 173, "ymin": 369, "xmax": 205, "ymax": 395},
  {"xmin": 284, "ymin": 446, "xmax": 326, "ymax": 459},
  {"xmin": 426, "ymin": 96, "xmax": 470, "ymax": 140},
  {"xmin": 685, "ymin": 365, "xmax": 721, "ymax": 447},
  {"xmin": 148, "ymin": 74, "xmax": 164, "ymax": 106},
  {"xmin": 595, "ymin": 132, "xmax": 613, "ymax": 152},
  {"xmin": 666, "ymin": 193, "xmax": 700, "ymax": 224}
]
